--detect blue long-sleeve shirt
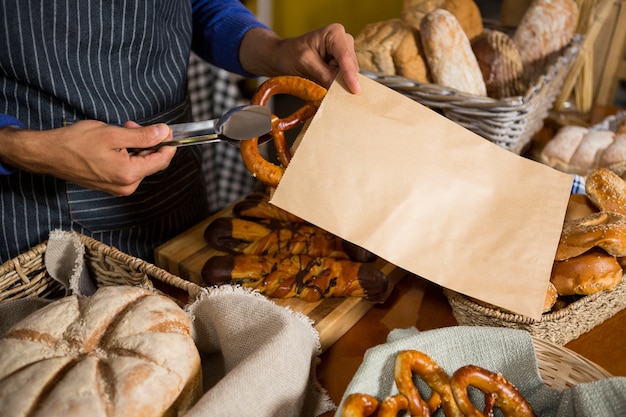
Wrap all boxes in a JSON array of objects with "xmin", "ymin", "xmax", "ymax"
[{"xmin": 0, "ymin": 0, "xmax": 268, "ymax": 174}]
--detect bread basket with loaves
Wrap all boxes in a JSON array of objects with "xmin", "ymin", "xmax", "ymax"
[
  {"xmin": 444, "ymin": 167, "xmax": 626, "ymax": 346},
  {"xmin": 356, "ymin": 0, "xmax": 588, "ymax": 154}
]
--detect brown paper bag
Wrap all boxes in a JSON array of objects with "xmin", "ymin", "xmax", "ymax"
[{"xmin": 270, "ymin": 74, "xmax": 572, "ymax": 319}]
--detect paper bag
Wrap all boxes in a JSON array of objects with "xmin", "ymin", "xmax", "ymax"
[{"xmin": 270, "ymin": 74, "xmax": 572, "ymax": 319}]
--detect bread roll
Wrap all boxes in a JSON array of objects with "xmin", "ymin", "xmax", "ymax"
[
  {"xmin": 0, "ymin": 286, "xmax": 202, "ymax": 417},
  {"xmin": 544, "ymin": 281, "xmax": 558, "ymax": 312},
  {"xmin": 402, "ymin": 0, "xmax": 483, "ymax": 40},
  {"xmin": 564, "ymin": 193, "xmax": 598, "ymax": 222},
  {"xmin": 556, "ymin": 211, "xmax": 626, "ymax": 261},
  {"xmin": 539, "ymin": 125, "xmax": 588, "ymax": 171},
  {"xmin": 598, "ymin": 133, "xmax": 626, "ymax": 167},
  {"xmin": 355, "ymin": 19, "xmax": 430, "ymax": 83},
  {"xmin": 471, "ymin": 29, "xmax": 525, "ymax": 98},
  {"xmin": 513, "ymin": 0, "xmax": 579, "ymax": 81},
  {"xmin": 568, "ymin": 130, "xmax": 615, "ymax": 174},
  {"xmin": 551, "ymin": 248, "xmax": 623, "ymax": 296},
  {"xmin": 420, "ymin": 9, "xmax": 486, "ymax": 95},
  {"xmin": 585, "ymin": 167, "xmax": 626, "ymax": 216}
]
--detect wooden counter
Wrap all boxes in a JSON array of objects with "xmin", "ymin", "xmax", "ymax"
[{"xmin": 316, "ymin": 273, "xmax": 626, "ymax": 415}]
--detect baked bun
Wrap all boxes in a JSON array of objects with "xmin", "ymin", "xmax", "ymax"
[
  {"xmin": 471, "ymin": 29, "xmax": 525, "ymax": 98},
  {"xmin": 402, "ymin": 0, "xmax": 483, "ymax": 40},
  {"xmin": 0, "ymin": 286, "xmax": 202, "ymax": 417},
  {"xmin": 513, "ymin": 0, "xmax": 579, "ymax": 82},
  {"xmin": 550, "ymin": 248, "xmax": 623, "ymax": 296},
  {"xmin": 544, "ymin": 281, "xmax": 558, "ymax": 312},
  {"xmin": 539, "ymin": 125, "xmax": 588, "ymax": 171},
  {"xmin": 568, "ymin": 130, "xmax": 616, "ymax": 174},
  {"xmin": 597, "ymin": 133, "xmax": 626, "ymax": 168},
  {"xmin": 355, "ymin": 19, "xmax": 430, "ymax": 83},
  {"xmin": 564, "ymin": 193, "xmax": 598, "ymax": 222},
  {"xmin": 420, "ymin": 8, "xmax": 486, "ymax": 95}
]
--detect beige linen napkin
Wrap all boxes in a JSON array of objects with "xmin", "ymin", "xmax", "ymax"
[
  {"xmin": 271, "ymin": 73, "xmax": 573, "ymax": 319},
  {"xmin": 0, "ymin": 231, "xmax": 333, "ymax": 417},
  {"xmin": 335, "ymin": 326, "xmax": 626, "ymax": 417}
]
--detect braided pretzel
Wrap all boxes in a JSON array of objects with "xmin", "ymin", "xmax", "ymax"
[
  {"xmin": 240, "ymin": 76, "xmax": 327, "ymax": 188},
  {"xmin": 450, "ymin": 365, "xmax": 536, "ymax": 417}
]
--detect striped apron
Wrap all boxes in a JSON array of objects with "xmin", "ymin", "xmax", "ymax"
[{"xmin": 0, "ymin": 0, "xmax": 209, "ymax": 263}]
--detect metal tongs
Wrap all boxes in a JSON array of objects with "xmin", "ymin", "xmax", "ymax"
[{"xmin": 128, "ymin": 104, "xmax": 272, "ymax": 154}]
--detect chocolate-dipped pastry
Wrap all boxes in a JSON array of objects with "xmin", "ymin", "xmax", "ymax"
[{"xmin": 202, "ymin": 254, "xmax": 391, "ymax": 303}]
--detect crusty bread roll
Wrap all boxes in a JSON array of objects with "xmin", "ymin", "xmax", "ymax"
[
  {"xmin": 539, "ymin": 125, "xmax": 588, "ymax": 171},
  {"xmin": 568, "ymin": 130, "xmax": 615, "ymax": 174},
  {"xmin": 402, "ymin": 0, "xmax": 483, "ymax": 40},
  {"xmin": 556, "ymin": 211, "xmax": 626, "ymax": 261},
  {"xmin": 513, "ymin": 0, "xmax": 579, "ymax": 82},
  {"xmin": 355, "ymin": 19, "xmax": 430, "ymax": 83},
  {"xmin": 550, "ymin": 248, "xmax": 623, "ymax": 296},
  {"xmin": 0, "ymin": 286, "xmax": 202, "ymax": 417},
  {"xmin": 420, "ymin": 9, "xmax": 486, "ymax": 95},
  {"xmin": 471, "ymin": 29, "xmax": 525, "ymax": 99},
  {"xmin": 544, "ymin": 281, "xmax": 558, "ymax": 312}
]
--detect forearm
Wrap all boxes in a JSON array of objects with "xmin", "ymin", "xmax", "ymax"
[{"xmin": 239, "ymin": 27, "xmax": 283, "ymax": 77}]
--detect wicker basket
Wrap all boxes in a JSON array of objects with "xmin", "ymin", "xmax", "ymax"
[
  {"xmin": 444, "ymin": 277, "xmax": 626, "ymax": 346},
  {"xmin": 0, "ymin": 233, "xmax": 203, "ymax": 304},
  {"xmin": 362, "ymin": 35, "xmax": 583, "ymax": 155},
  {"xmin": 533, "ymin": 336, "xmax": 613, "ymax": 390}
]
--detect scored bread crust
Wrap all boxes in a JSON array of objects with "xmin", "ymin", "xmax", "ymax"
[{"xmin": 0, "ymin": 286, "xmax": 202, "ymax": 417}]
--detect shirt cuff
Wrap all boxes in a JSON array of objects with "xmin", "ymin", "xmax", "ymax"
[{"xmin": 0, "ymin": 114, "xmax": 24, "ymax": 175}]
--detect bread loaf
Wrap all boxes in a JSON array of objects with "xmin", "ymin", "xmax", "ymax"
[
  {"xmin": 551, "ymin": 248, "xmax": 623, "ymax": 296},
  {"xmin": 402, "ymin": 0, "xmax": 483, "ymax": 40},
  {"xmin": 471, "ymin": 29, "xmax": 525, "ymax": 99},
  {"xmin": 539, "ymin": 125, "xmax": 588, "ymax": 171},
  {"xmin": 0, "ymin": 286, "xmax": 202, "ymax": 417},
  {"xmin": 420, "ymin": 9, "xmax": 486, "ymax": 95},
  {"xmin": 355, "ymin": 19, "xmax": 430, "ymax": 83},
  {"xmin": 513, "ymin": 0, "xmax": 579, "ymax": 82}
]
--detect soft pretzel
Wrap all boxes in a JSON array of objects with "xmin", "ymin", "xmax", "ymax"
[
  {"xmin": 555, "ymin": 211, "xmax": 626, "ymax": 260},
  {"xmin": 240, "ymin": 76, "xmax": 327, "ymax": 187},
  {"xmin": 450, "ymin": 365, "xmax": 535, "ymax": 417},
  {"xmin": 585, "ymin": 167, "xmax": 626, "ymax": 216},
  {"xmin": 394, "ymin": 350, "xmax": 461, "ymax": 417},
  {"xmin": 341, "ymin": 350, "xmax": 535, "ymax": 417}
]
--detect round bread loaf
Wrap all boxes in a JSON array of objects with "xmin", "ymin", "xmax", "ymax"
[
  {"xmin": 551, "ymin": 248, "xmax": 623, "ymax": 296},
  {"xmin": 0, "ymin": 285, "xmax": 202, "ymax": 417},
  {"xmin": 420, "ymin": 8, "xmax": 486, "ymax": 95},
  {"xmin": 471, "ymin": 29, "xmax": 525, "ymax": 99}
]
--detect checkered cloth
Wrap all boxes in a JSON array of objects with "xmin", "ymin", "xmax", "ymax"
[
  {"xmin": 571, "ymin": 174, "xmax": 586, "ymax": 194},
  {"xmin": 187, "ymin": 52, "xmax": 257, "ymax": 213}
]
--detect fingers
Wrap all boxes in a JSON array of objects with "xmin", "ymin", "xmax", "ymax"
[{"xmin": 322, "ymin": 23, "xmax": 361, "ymax": 94}]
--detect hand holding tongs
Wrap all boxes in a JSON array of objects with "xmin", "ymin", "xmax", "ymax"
[{"xmin": 127, "ymin": 104, "xmax": 272, "ymax": 154}]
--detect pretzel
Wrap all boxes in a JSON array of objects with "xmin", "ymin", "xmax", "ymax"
[
  {"xmin": 394, "ymin": 350, "xmax": 462, "ymax": 417},
  {"xmin": 342, "ymin": 393, "xmax": 379, "ymax": 417},
  {"xmin": 240, "ymin": 76, "xmax": 327, "ymax": 187},
  {"xmin": 450, "ymin": 365, "xmax": 535, "ymax": 417}
]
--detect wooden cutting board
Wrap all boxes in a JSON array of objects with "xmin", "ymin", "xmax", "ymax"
[{"xmin": 154, "ymin": 203, "xmax": 408, "ymax": 351}]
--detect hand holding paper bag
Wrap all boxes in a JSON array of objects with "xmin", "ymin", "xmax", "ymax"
[{"xmin": 269, "ymin": 73, "xmax": 572, "ymax": 319}]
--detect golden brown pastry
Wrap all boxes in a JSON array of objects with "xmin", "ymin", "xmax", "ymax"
[
  {"xmin": 550, "ymin": 248, "xmax": 623, "ymax": 296},
  {"xmin": 585, "ymin": 167, "xmax": 626, "ymax": 216},
  {"xmin": 420, "ymin": 8, "xmax": 486, "ymax": 95},
  {"xmin": 471, "ymin": 29, "xmax": 525, "ymax": 99},
  {"xmin": 564, "ymin": 193, "xmax": 598, "ymax": 222},
  {"xmin": 202, "ymin": 253, "xmax": 391, "ymax": 303},
  {"xmin": 513, "ymin": 0, "xmax": 579, "ymax": 82},
  {"xmin": 233, "ymin": 192, "xmax": 305, "ymax": 223},
  {"xmin": 556, "ymin": 211, "xmax": 626, "ymax": 260},
  {"xmin": 402, "ymin": 0, "xmax": 483, "ymax": 40},
  {"xmin": 0, "ymin": 286, "xmax": 202, "ymax": 417},
  {"xmin": 544, "ymin": 281, "xmax": 559, "ymax": 312}
]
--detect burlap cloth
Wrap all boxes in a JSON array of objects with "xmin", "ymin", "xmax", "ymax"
[
  {"xmin": 0, "ymin": 230, "xmax": 335, "ymax": 417},
  {"xmin": 335, "ymin": 326, "xmax": 626, "ymax": 416}
]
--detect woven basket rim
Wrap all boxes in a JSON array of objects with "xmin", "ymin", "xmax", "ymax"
[
  {"xmin": 443, "ymin": 276, "xmax": 626, "ymax": 324},
  {"xmin": 361, "ymin": 34, "xmax": 583, "ymax": 109},
  {"xmin": 532, "ymin": 336, "xmax": 613, "ymax": 390}
]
